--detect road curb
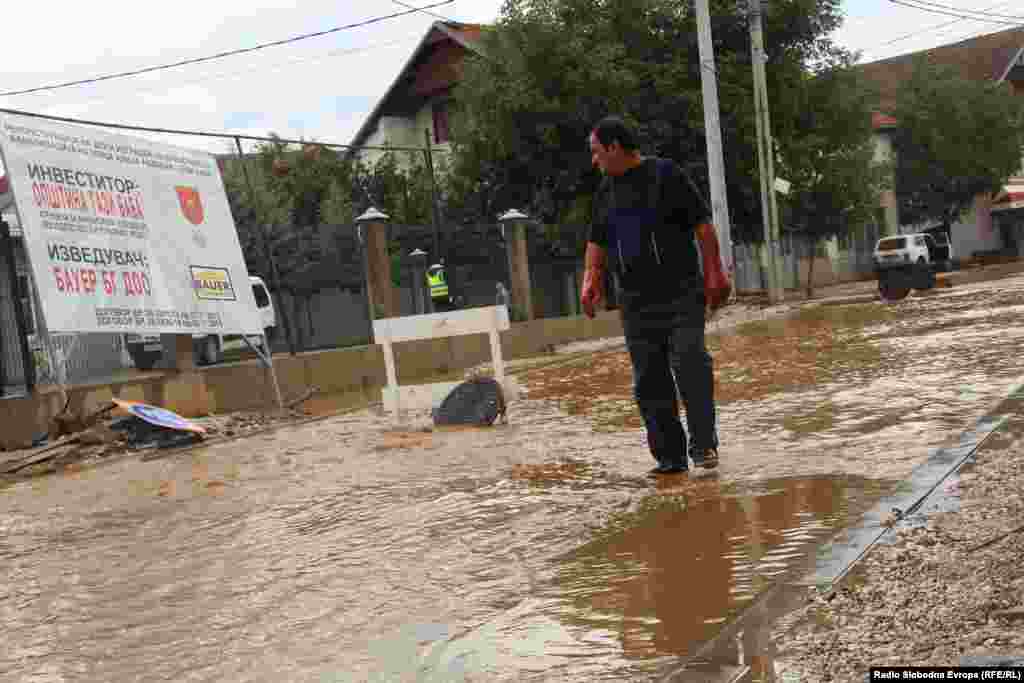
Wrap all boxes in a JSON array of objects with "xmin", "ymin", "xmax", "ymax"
[{"xmin": 799, "ymin": 377, "xmax": 1024, "ymax": 591}]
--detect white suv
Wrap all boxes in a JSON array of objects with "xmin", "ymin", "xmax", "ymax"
[{"xmin": 873, "ymin": 233, "xmax": 935, "ymax": 270}]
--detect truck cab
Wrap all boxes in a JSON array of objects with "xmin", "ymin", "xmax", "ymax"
[{"xmin": 125, "ymin": 275, "xmax": 276, "ymax": 370}]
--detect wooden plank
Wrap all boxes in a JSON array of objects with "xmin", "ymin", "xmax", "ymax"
[
  {"xmin": 381, "ymin": 340, "xmax": 399, "ymax": 416},
  {"xmin": 489, "ymin": 328, "xmax": 505, "ymax": 384},
  {"xmin": 372, "ymin": 305, "xmax": 510, "ymax": 345}
]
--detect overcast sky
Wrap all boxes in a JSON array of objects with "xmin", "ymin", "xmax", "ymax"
[{"xmin": 0, "ymin": 0, "xmax": 1017, "ymax": 156}]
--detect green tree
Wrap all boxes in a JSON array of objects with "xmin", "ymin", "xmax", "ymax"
[
  {"xmin": 222, "ymin": 141, "xmax": 438, "ymax": 293},
  {"xmin": 774, "ymin": 58, "xmax": 890, "ymax": 295},
  {"xmin": 889, "ymin": 57, "xmax": 1024, "ymax": 228},
  {"xmin": 222, "ymin": 140, "xmax": 443, "ymax": 347},
  {"xmin": 449, "ymin": 0, "xmax": 854, "ymax": 242}
]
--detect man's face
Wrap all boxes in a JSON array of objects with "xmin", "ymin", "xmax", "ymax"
[{"xmin": 590, "ymin": 132, "xmax": 624, "ymax": 176}]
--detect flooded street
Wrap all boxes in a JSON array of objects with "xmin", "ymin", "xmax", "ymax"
[{"xmin": 3, "ymin": 276, "xmax": 1024, "ymax": 682}]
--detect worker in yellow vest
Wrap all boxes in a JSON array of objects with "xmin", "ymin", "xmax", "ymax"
[{"xmin": 426, "ymin": 263, "xmax": 454, "ymax": 311}]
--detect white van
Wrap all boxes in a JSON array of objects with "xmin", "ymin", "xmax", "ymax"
[{"xmin": 125, "ymin": 275, "xmax": 276, "ymax": 370}]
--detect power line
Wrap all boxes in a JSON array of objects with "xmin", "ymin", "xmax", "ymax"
[
  {"xmin": 887, "ymin": 0, "xmax": 1022, "ymax": 26},
  {"xmin": 860, "ymin": 0, "xmax": 1015, "ymax": 55},
  {"xmin": 19, "ymin": 33, "xmax": 423, "ymax": 109},
  {"xmin": 0, "ymin": 1, "xmax": 455, "ymax": 99},
  {"xmin": 892, "ymin": 0, "xmax": 1023, "ymax": 21},
  {"xmin": 0, "ymin": 106, "xmax": 450, "ymax": 154},
  {"xmin": 390, "ymin": 0, "xmax": 455, "ymax": 22}
]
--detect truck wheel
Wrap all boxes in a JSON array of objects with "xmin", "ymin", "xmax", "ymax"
[
  {"xmin": 914, "ymin": 264, "xmax": 936, "ymax": 290},
  {"xmin": 197, "ymin": 335, "xmax": 220, "ymax": 365},
  {"xmin": 129, "ymin": 347, "xmax": 160, "ymax": 371},
  {"xmin": 879, "ymin": 282, "xmax": 910, "ymax": 302}
]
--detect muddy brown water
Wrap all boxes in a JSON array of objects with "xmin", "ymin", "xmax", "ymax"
[{"xmin": 3, "ymin": 278, "xmax": 1024, "ymax": 681}]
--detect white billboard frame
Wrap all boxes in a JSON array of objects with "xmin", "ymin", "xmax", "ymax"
[{"xmin": 0, "ymin": 112, "xmax": 263, "ymax": 337}]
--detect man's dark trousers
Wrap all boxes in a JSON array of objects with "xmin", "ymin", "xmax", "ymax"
[{"xmin": 623, "ymin": 293, "xmax": 717, "ymax": 467}]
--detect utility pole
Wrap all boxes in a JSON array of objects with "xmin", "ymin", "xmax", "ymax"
[
  {"xmin": 695, "ymin": 0, "xmax": 734, "ymax": 279},
  {"xmin": 423, "ymin": 128, "xmax": 442, "ymax": 260},
  {"xmin": 748, "ymin": 0, "xmax": 784, "ymax": 304}
]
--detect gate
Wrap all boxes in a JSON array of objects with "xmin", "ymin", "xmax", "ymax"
[{"xmin": 0, "ymin": 219, "xmax": 34, "ymax": 397}]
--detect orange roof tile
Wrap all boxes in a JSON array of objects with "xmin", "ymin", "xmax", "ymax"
[{"xmin": 859, "ymin": 26, "xmax": 1024, "ymax": 112}]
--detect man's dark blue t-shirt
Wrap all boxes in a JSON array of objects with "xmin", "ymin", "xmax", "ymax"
[{"xmin": 588, "ymin": 157, "xmax": 709, "ymax": 317}]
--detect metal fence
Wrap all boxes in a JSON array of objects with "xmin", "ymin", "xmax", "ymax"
[
  {"xmin": 733, "ymin": 227, "xmax": 880, "ymax": 294},
  {"xmin": 40, "ymin": 333, "xmax": 131, "ymax": 386},
  {"xmin": 0, "ymin": 227, "xmax": 34, "ymax": 397},
  {"xmin": 733, "ymin": 238, "xmax": 800, "ymax": 293}
]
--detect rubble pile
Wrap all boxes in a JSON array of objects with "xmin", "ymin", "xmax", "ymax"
[{"xmin": 0, "ymin": 404, "xmax": 315, "ymax": 480}]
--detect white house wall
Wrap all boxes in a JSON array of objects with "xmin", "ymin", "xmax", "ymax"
[
  {"xmin": 358, "ymin": 100, "xmax": 452, "ymax": 170},
  {"xmin": 871, "ymin": 132, "xmax": 899, "ymax": 236}
]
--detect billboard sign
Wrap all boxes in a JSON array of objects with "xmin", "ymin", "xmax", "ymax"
[{"xmin": 0, "ymin": 112, "xmax": 262, "ymax": 335}]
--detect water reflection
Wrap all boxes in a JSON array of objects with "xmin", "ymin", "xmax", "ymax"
[{"xmin": 493, "ymin": 476, "xmax": 879, "ymax": 679}]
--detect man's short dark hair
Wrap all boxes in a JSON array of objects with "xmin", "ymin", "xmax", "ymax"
[{"xmin": 591, "ymin": 116, "xmax": 638, "ymax": 152}]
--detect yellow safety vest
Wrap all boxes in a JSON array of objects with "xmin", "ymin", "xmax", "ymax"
[{"xmin": 427, "ymin": 270, "xmax": 448, "ymax": 299}]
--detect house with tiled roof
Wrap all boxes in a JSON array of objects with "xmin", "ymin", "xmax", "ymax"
[
  {"xmin": 347, "ymin": 21, "xmax": 485, "ymax": 166},
  {"xmin": 859, "ymin": 26, "xmax": 1024, "ymax": 260}
]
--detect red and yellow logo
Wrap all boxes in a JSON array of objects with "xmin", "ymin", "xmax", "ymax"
[{"xmin": 175, "ymin": 186, "xmax": 204, "ymax": 225}]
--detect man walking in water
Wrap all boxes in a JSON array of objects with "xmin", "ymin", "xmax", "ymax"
[{"xmin": 581, "ymin": 116, "xmax": 720, "ymax": 476}]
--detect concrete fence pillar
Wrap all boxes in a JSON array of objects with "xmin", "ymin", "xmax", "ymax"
[
  {"xmin": 158, "ymin": 333, "xmax": 212, "ymax": 416},
  {"xmin": 357, "ymin": 208, "xmax": 399, "ymax": 324},
  {"xmin": 499, "ymin": 209, "xmax": 534, "ymax": 321}
]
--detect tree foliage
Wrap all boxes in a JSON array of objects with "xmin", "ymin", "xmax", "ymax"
[
  {"xmin": 890, "ymin": 58, "xmax": 1024, "ymax": 228},
  {"xmin": 221, "ymin": 140, "xmax": 440, "ymax": 294},
  {"xmin": 449, "ymin": 0, "xmax": 875, "ymax": 244},
  {"xmin": 775, "ymin": 58, "xmax": 890, "ymax": 258}
]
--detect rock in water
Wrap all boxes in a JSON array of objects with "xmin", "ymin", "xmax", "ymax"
[{"xmin": 432, "ymin": 377, "xmax": 507, "ymax": 427}]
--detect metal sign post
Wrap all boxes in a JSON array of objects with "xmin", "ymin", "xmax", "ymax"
[{"xmin": 241, "ymin": 333, "xmax": 284, "ymax": 412}]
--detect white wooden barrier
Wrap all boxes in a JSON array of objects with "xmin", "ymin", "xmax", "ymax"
[{"xmin": 372, "ymin": 305, "xmax": 512, "ymax": 419}]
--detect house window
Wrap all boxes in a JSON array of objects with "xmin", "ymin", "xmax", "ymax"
[{"xmin": 432, "ymin": 101, "xmax": 451, "ymax": 144}]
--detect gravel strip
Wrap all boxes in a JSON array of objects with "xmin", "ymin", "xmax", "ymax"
[{"xmin": 772, "ymin": 430, "xmax": 1024, "ymax": 680}]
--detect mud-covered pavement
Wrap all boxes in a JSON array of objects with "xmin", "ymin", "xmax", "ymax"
[{"xmin": 3, "ymin": 276, "xmax": 1024, "ymax": 682}]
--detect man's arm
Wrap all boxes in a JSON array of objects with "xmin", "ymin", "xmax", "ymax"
[{"xmin": 581, "ymin": 241, "xmax": 607, "ymax": 318}]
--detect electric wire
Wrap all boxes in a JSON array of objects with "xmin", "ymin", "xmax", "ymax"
[
  {"xmin": 0, "ymin": 1, "xmax": 455, "ymax": 98},
  {"xmin": 0, "ymin": 106, "xmax": 449, "ymax": 154},
  {"xmin": 390, "ymin": 0, "xmax": 455, "ymax": 22},
  {"xmin": 884, "ymin": 0, "xmax": 1019, "ymax": 26},
  {"xmin": 859, "ymin": 0, "xmax": 1016, "ymax": 56},
  {"xmin": 890, "ymin": 0, "xmax": 1023, "ymax": 22},
  {"xmin": 10, "ymin": 33, "xmax": 423, "ymax": 109}
]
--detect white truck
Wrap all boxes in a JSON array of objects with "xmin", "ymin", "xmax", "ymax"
[{"xmin": 125, "ymin": 275, "xmax": 276, "ymax": 370}]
